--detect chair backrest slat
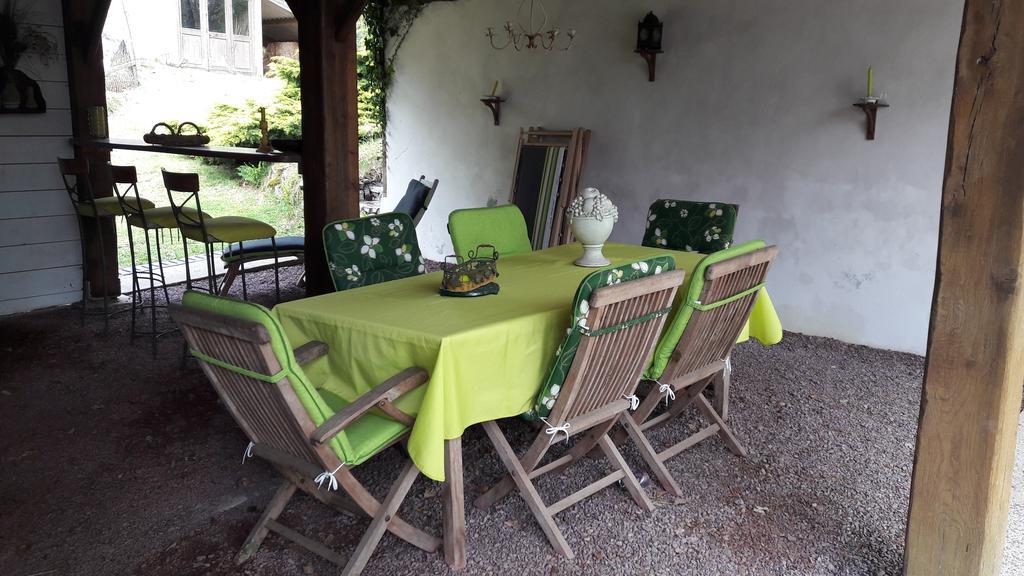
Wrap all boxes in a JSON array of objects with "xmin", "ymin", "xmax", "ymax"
[
  {"xmin": 550, "ymin": 271, "xmax": 684, "ymax": 425},
  {"xmin": 663, "ymin": 246, "xmax": 777, "ymax": 384}
]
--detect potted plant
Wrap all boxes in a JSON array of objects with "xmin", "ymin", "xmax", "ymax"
[{"xmin": 0, "ymin": 0, "xmax": 56, "ymax": 113}]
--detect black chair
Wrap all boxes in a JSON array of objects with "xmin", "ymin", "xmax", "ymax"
[{"xmin": 393, "ymin": 176, "xmax": 439, "ymax": 226}]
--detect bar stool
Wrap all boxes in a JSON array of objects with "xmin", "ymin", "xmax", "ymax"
[
  {"xmin": 58, "ymin": 157, "xmax": 156, "ymax": 329},
  {"xmin": 108, "ymin": 164, "xmax": 192, "ymax": 352},
  {"xmin": 161, "ymin": 169, "xmax": 281, "ymax": 302}
]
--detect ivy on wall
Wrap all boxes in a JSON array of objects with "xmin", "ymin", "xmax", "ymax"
[{"xmin": 361, "ymin": 0, "xmax": 453, "ymax": 141}]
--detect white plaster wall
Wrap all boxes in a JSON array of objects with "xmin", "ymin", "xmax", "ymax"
[{"xmin": 383, "ymin": 0, "xmax": 963, "ymax": 354}]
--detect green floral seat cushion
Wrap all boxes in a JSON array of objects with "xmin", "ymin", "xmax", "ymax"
[
  {"xmin": 323, "ymin": 212, "xmax": 426, "ymax": 292},
  {"xmin": 641, "ymin": 199, "xmax": 739, "ymax": 253},
  {"xmin": 523, "ymin": 255, "xmax": 678, "ymax": 421}
]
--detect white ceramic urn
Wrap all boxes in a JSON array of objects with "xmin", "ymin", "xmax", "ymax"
[{"xmin": 568, "ymin": 187, "xmax": 618, "ymax": 267}]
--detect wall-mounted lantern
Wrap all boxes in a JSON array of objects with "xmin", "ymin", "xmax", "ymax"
[{"xmin": 635, "ymin": 12, "xmax": 663, "ymax": 82}]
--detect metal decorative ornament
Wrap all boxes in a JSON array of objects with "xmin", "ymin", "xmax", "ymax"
[
  {"xmin": 487, "ymin": 0, "xmax": 575, "ymax": 52},
  {"xmin": 440, "ymin": 245, "xmax": 501, "ymax": 297}
]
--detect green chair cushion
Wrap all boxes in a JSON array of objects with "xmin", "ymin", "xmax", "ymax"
[
  {"xmin": 77, "ymin": 196, "xmax": 155, "ymax": 218},
  {"xmin": 183, "ymin": 216, "xmax": 276, "ymax": 244},
  {"xmin": 181, "ymin": 291, "xmax": 407, "ymax": 466},
  {"xmin": 319, "ymin": 389, "xmax": 409, "ymax": 464},
  {"xmin": 447, "ymin": 204, "xmax": 533, "ymax": 260},
  {"xmin": 644, "ymin": 240, "xmax": 767, "ymax": 381},
  {"xmin": 642, "ymin": 200, "xmax": 739, "ymax": 253},
  {"xmin": 523, "ymin": 255, "xmax": 677, "ymax": 421},
  {"xmin": 323, "ymin": 212, "xmax": 425, "ymax": 292},
  {"xmin": 127, "ymin": 206, "xmax": 208, "ymax": 230}
]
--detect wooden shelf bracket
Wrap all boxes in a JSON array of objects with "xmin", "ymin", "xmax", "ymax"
[
  {"xmin": 853, "ymin": 101, "xmax": 890, "ymax": 140},
  {"xmin": 481, "ymin": 96, "xmax": 506, "ymax": 126}
]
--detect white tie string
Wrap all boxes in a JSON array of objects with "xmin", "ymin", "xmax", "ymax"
[
  {"xmin": 315, "ymin": 462, "xmax": 347, "ymax": 491},
  {"xmin": 540, "ymin": 418, "xmax": 571, "ymax": 444},
  {"xmin": 623, "ymin": 394, "xmax": 640, "ymax": 411},
  {"xmin": 241, "ymin": 441, "xmax": 255, "ymax": 464},
  {"xmin": 658, "ymin": 382, "xmax": 676, "ymax": 406}
]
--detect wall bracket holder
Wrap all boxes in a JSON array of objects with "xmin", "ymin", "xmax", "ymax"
[
  {"xmin": 853, "ymin": 100, "xmax": 889, "ymax": 140},
  {"xmin": 635, "ymin": 49, "xmax": 662, "ymax": 82},
  {"xmin": 481, "ymin": 96, "xmax": 506, "ymax": 126}
]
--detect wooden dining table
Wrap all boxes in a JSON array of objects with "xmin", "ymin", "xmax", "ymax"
[{"xmin": 272, "ymin": 242, "xmax": 782, "ymax": 568}]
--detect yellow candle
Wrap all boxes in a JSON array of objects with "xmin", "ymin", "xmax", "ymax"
[
  {"xmin": 868, "ymin": 66, "xmax": 873, "ymax": 97},
  {"xmin": 491, "ymin": 81, "xmax": 500, "ymax": 97}
]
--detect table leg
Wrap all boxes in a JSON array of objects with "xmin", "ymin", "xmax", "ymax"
[{"xmin": 443, "ymin": 437, "xmax": 467, "ymax": 569}]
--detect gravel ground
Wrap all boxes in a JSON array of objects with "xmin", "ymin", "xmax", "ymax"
[{"xmin": 1, "ymin": 267, "xmax": 1021, "ymax": 576}]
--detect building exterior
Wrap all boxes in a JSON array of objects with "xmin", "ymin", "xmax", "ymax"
[{"xmin": 102, "ymin": 0, "xmax": 297, "ymax": 77}]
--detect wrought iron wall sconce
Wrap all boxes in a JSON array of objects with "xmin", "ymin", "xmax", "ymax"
[
  {"xmin": 635, "ymin": 12, "xmax": 663, "ymax": 82},
  {"xmin": 481, "ymin": 81, "xmax": 506, "ymax": 126},
  {"xmin": 481, "ymin": 96, "xmax": 506, "ymax": 126},
  {"xmin": 853, "ymin": 67, "xmax": 889, "ymax": 140}
]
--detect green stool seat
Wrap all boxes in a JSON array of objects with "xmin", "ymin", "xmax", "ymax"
[
  {"xmin": 183, "ymin": 215, "xmax": 277, "ymax": 244},
  {"xmin": 447, "ymin": 204, "xmax": 532, "ymax": 259},
  {"xmin": 127, "ymin": 206, "xmax": 209, "ymax": 230},
  {"xmin": 77, "ymin": 196, "xmax": 155, "ymax": 218}
]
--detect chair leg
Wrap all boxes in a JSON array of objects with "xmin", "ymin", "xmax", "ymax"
[
  {"xmin": 341, "ymin": 459, "xmax": 420, "ymax": 576},
  {"xmin": 95, "ymin": 216, "xmax": 109, "ymax": 332},
  {"xmin": 619, "ymin": 412, "xmax": 683, "ymax": 497},
  {"xmin": 154, "ymin": 230, "xmax": 171, "ymax": 305},
  {"xmin": 126, "ymin": 224, "xmax": 139, "ymax": 342},
  {"xmin": 713, "ymin": 358, "xmax": 731, "ymax": 421},
  {"xmin": 596, "ymin": 433, "xmax": 653, "ymax": 512},
  {"xmin": 220, "ymin": 263, "xmax": 239, "ymax": 296},
  {"xmin": 694, "ymin": 393, "xmax": 747, "ymax": 457},
  {"xmin": 238, "ymin": 480, "xmax": 297, "ymax": 565},
  {"xmin": 183, "ymin": 236, "xmax": 193, "ymax": 292},
  {"xmin": 481, "ymin": 421, "xmax": 574, "ymax": 559},
  {"xmin": 272, "ymin": 236, "xmax": 280, "ymax": 303},
  {"xmin": 239, "ymin": 241, "xmax": 249, "ymax": 301},
  {"xmin": 474, "ymin": 426, "xmax": 552, "ymax": 510},
  {"xmin": 205, "ymin": 242, "xmax": 217, "ymax": 295}
]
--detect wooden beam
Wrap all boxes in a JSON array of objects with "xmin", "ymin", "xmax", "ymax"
[
  {"xmin": 292, "ymin": 0, "xmax": 365, "ymax": 295},
  {"xmin": 62, "ymin": 0, "xmax": 116, "ymax": 297},
  {"xmin": 904, "ymin": 1, "xmax": 1024, "ymax": 574}
]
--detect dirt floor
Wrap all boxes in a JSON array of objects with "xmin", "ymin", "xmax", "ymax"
[{"xmin": 2, "ymin": 267, "xmax": 1022, "ymax": 576}]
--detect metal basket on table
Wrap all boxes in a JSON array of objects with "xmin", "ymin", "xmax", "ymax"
[{"xmin": 440, "ymin": 244, "xmax": 500, "ymax": 297}]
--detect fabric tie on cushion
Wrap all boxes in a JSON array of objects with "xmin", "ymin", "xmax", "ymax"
[
  {"xmin": 540, "ymin": 418, "xmax": 571, "ymax": 444},
  {"xmin": 242, "ymin": 441, "xmax": 255, "ymax": 464},
  {"xmin": 315, "ymin": 462, "xmax": 347, "ymax": 491},
  {"xmin": 658, "ymin": 382, "xmax": 676, "ymax": 406},
  {"xmin": 623, "ymin": 394, "xmax": 640, "ymax": 411}
]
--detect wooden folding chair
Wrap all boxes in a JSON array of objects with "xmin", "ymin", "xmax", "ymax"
[
  {"xmin": 168, "ymin": 291, "xmax": 441, "ymax": 575},
  {"xmin": 474, "ymin": 263, "xmax": 685, "ymax": 559},
  {"xmin": 622, "ymin": 242, "xmax": 778, "ymax": 497}
]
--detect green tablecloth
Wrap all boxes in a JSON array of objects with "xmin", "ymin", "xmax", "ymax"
[{"xmin": 273, "ymin": 243, "xmax": 781, "ymax": 481}]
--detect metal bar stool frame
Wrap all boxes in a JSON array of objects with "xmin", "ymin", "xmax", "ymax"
[
  {"xmin": 57, "ymin": 157, "xmax": 114, "ymax": 331},
  {"xmin": 161, "ymin": 169, "xmax": 280, "ymax": 303},
  {"xmin": 107, "ymin": 164, "xmax": 175, "ymax": 354}
]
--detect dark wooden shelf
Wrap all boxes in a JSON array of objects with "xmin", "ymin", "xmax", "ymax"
[
  {"xmin": 71, "ymin": 137, "xmax": 302, "ymax": 163},
  {"xmin": 852, "ymin": 101, "xmax": 890, "ymax": 141},
  {"xmin": 480, "ymin": 96, "xmax": 506, "ymax": 126}
]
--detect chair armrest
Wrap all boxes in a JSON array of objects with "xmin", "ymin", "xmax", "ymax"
[
  {"xmin": 311, "ymin": 367, "xmax": 429, "ymax": 446},
  {"xmin": 293, "ymin": 341, "xmax": 329, "ymax": 365}
]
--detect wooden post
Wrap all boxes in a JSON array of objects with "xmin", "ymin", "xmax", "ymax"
[
  {"xmin": 905, "ymin": 2, "xmax": 1024, "ymax": 574},
  {"xmin": 62, "ymin": 0, "xmax": 116, "ymax": 297},
  {"xmin": 288, "ymin": 0, "xmax": 365, "ymax": 295}
]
